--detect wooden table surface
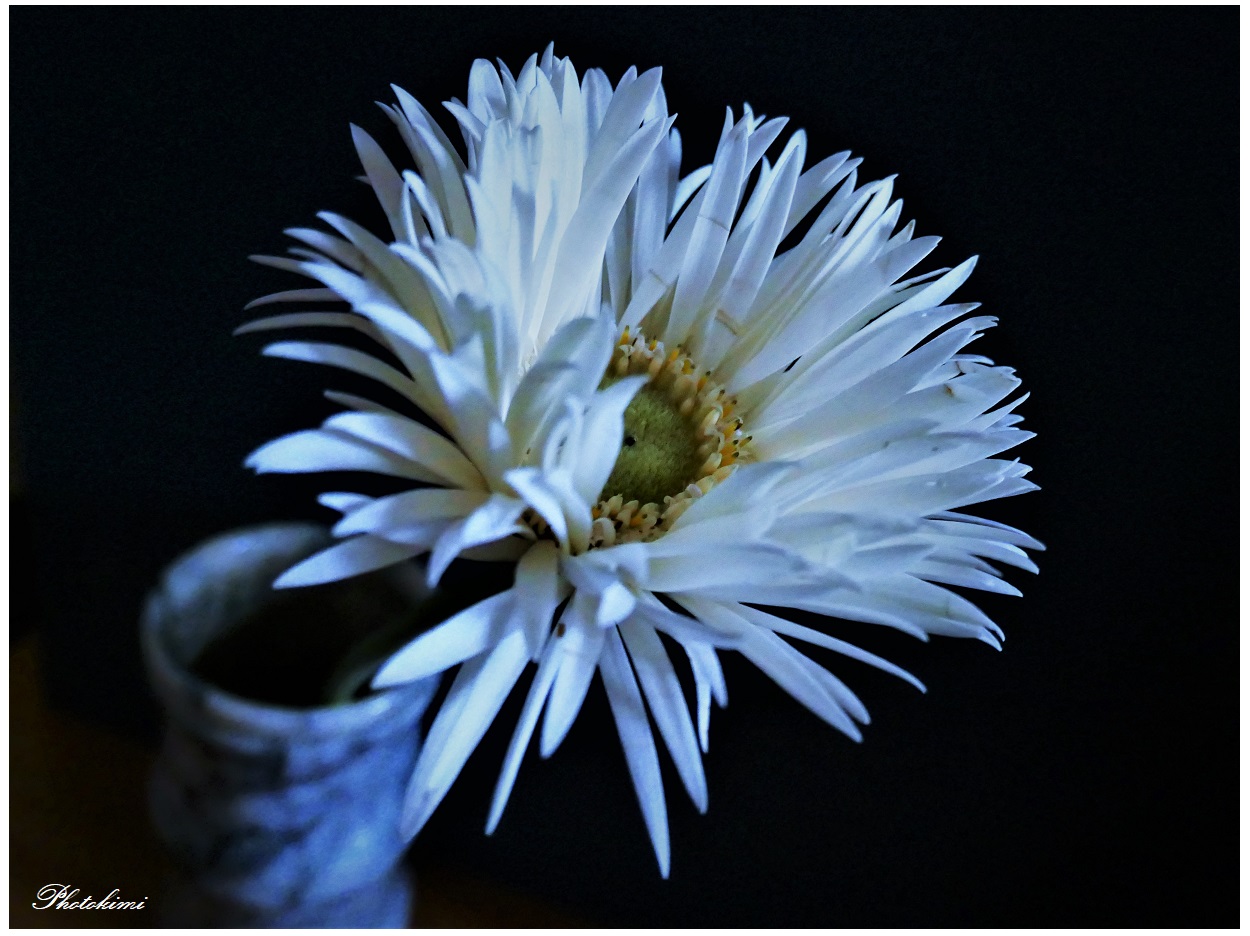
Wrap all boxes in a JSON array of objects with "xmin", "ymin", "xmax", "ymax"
[{"xmin": 9, "ymin": 637, "xmax": 591, "ymax": 928}]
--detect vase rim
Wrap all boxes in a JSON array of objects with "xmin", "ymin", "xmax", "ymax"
[{"xmin": 140, "ymin": 522, "xmax": 438, "ymax": 740}]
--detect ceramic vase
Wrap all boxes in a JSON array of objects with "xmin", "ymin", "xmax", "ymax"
[{"xmin": 141, "ymin": 523, "xmax": 438, "ymax": 927}]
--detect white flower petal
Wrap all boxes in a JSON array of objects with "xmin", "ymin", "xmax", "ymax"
[
  {"xmin": 808, "ymin": 459, "xmax": 1037, "ymax": 517},
  {"xmin": 422, "ymin": 347, "xmax": 513, "ymax": 486},
  {"xmin": 539, "ymin": 593, "xmax": 606, "ymax": 758},
  {"xmin": 644, "ymin": 541, "xmax": 814, "ymax": 594},
  {"xmin": 318, "ymin": 491, "xmax": 373, "ymax": 515},
  {"xmin": 751, "ymin": 322, "xmax": 993, "ymax": 457},
  {"xmin": 626, "ymin": 122, "xmax": 676, "ymax": 296},
  {"xmin": 911, "ymin": 559, "xmax": 1024, "ymax": 597},
  {"xmin": 543, "ymin": 114, "xmax": 671, "ymax": 334},
  {"xmin": 284, "ymin": 226, "xmax": 367, "ymax": 271},
  {"xmin": 400, "ymin": 628, "xmax": 530, "ymax": 838},
  {"xmin": 273, "ymin": 535, "xmax": 422, "ymax": 589},
  {"xmin": 373, "ymin": 590, "xmax": 516, "ymax": 686},
  {"xmin": 324, "ymin": 412, "xmax": 487, "ymax": 490},
  {"xmin": 595, "ymin": 581, "xmax": 637, "ymax": 627},
  {"xmin": 683, "ymin": 641, "xmax": 727, "ymax": 754},
  {"xmin": 466, "ymin": 58, "xmax": 506, "ymax": 125},
  {"xmin": 333, "ymin": 487, "xmax": 488, "ymax": 538},
  {"xmin": 505, "ymin": 315, "xmax": 614, "ymax": 454},
  {"xmin": 233, "ymin": 310, "xmax": 383, "ymax": 341},
  {"xmin": 758, "ymin": 303, "xmax": 980, "ymax": 422},
  {"xmin": 665, "ymin": 461, "xmax": 798, "ymax": 531},
  {"xmin": 261, "ymin": 340, "xmax": 419, "ymax": 403},
  {"xmin": 246, "ymin": 429, "xmax": 437, "ymax": 483},
  {"xmin": 581, "ymin": 66, "xmax": 664, "ymax": 193},
  {"xmin": 666, "ymin": 117, "xmax": 748, "ymax": 344},
  {"xmin": 698, "ymin": 136, "xmax": 804, "ymax": 369},
  {"xmin": 619, "ymin": 618, "xmax": 708, "ymax": 813},
  {"xmin": 296, "ymin": 257, "xmax": 398, "ymax": 312},
  {"xmin": 390, "ymin": 85, "xmax": 474, "ymax": 240},
  {"xmin": 782, "ymin": 150, "xmax": 857, "ymax": 239},
  {"xmin": 569, "ymin": 375, "xmax": 647, "ymax": 504},
  {"xmin": 426, "ymin": 493, "xmax": 528, "ymax": 585},
  {"xmin": 679, "ymin": 597, "xmax": 863, "ymax": 741},
  {"xmin": 671, "ymin": 164, "xmax": 712, "ymax": 221},
  {"xmin": 599, "ymin": 625, "xmax": 672, "ymax": 878},
  {"xmin": 513, "ymin": 540, "xmax": 569, "ymax": 656},
  {"xmin": 733, "ymin": 602, "xmax": 925, "ymax": 693},
  {"xmin": 505, "ymin": 467, "xmax": 569, "ymax": 547},
  {"xmin": 351, "ymin": 123, "xmax": 405, "ymax": 239},
  {"xmin": 486, "ymin": 633, "xmax": 562, "ymax": 834},
  {"xmin": 322, "ymin": 389, "xmax": 406, "ymax": 418},
  {"xmin": 505, "ymin": 465, "xmax": 591, "ymax": 555},
  {"xmin": 244, "ymin": 286, "xmax": 340, "ymax": 309},
  {"xmin": 632, "ymin": 592, "xmax": 741, "ymax": 649},
  {"xmin": 347, "ymin": 297, "xmax": 442, "ymax": 358}
]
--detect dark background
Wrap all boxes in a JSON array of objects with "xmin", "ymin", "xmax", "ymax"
[{"xmin": 10, "ymin": 7, "xmax": 1236, "ymax": 927}]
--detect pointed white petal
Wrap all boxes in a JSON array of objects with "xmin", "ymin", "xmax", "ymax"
[
  {"xmin": 513, "ymin": 540, "xmax": 569, "ymax": 656},
  {"xmin": 351, "ymin": 123, "xmax": 405, "ymax": 238},
  {"xmin": 234, "ymin": 311, "xmax": 383, "ymax": 340},
  {"xmin": 666, "ymin": 118, "xmax": 748, "ymax": 343},
  {"xmin": 486, "ymin": 634, "xmax": 562, "ymax": 834},
  {"xmin": 334, "ymin": 487, "xmax": 487, "ymax": 538},
  {"xmin": 539, "ymin": 593, "xmax": 605, "ymax": 757},
  {"xmin": 678, "ymin": 597, "xmax": 863, "ymax": 741},
  {"xmin": 544, "ymin": 115, "xmax": 671, "ymax": 331},
  {"xmin": 644, "ymin": 542, "xmax": 814, "ymax": 594},
  {"xmin": 374, "ymin": 591, "xmax": 516, "ymax": 686},
  {"xmin": 400, "ymin": 628, "xmax": 530, "ymax": 838},
  {"xmin": 734, "ymin": 600, "xmax": 925, "ymax": 690},
  {"xmin": 427, "ymin": 494, "xmax": 528, "ymax": 585},
  {"xmin": 619, "ymin": 618, "xmax": 708, "ymax": 813},
  {"xmin": 273, "ymin": 535, "xmax": 421, "ymax": 589},
  {"xmin": 569, "ymin": 375, "xmax": 647, "ymax": 504},
  {"xmin": 632, "ymin": 595, "xmax": 741, "ymax": 649},
  {"xmin": 323, "ymin": 412, "xmax": 486, "ymax": 490},
  {"xmin": 318, "ymin": 491, "xmax": 372, "ymax": 515},
  {"xmin": 600, "ymin": 626, "xmax": 671, "ymax": 878},
  {"xmin": 505, "ymin": 466, "xmax": 592, "ymax": 555},
  {"xmin": 262, "ymin": 340, "xmax": 419, "ymax": 403},
  {"xmin": 244, "ymin": 287, "xmax": 341, "ymax": 309},
  {"xmin": 246, "ymin": 429, "xmax": 438, "ymax": 483},
  {"xmin": 505, "ymin": 315, "xmax": 614, "ymax": 454},
  {"xmin": 684, "ymin": 642, "xmax": 726, "ymax": 753}
]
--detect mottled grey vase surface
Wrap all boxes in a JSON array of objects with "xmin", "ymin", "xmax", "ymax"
[{"xmin": 141, "ymin": 523, "xmax": 438, "ymax": 928}]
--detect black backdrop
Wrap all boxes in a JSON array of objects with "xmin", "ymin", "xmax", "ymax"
[{"xmin": 10, "ymin": 7, "xmax": 1236, "ymax": 927}]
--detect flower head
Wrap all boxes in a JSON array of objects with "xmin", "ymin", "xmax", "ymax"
[{"xmin": 243, "ymin": 46, "xmax": 1040, "ymax": 877}]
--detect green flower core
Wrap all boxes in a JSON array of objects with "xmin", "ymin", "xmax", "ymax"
[
  {"xmin": 587, "ymin": 329, "xmax": 749, "ymax": 548},
  {"xmin": 601, "ymin": 385, "xmax": 706, "ymax": 507}
]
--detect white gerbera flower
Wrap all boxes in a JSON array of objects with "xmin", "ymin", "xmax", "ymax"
[{"xmin": 243, "ymin": 47, "xmax": 1041, "ymax": 878}]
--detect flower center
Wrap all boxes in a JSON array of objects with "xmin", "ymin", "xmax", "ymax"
[
  {"xmin": 591, "ymin": 329, "xmax": 750, "ymax": 547},
  {"xmin": 602, "ymin": 385, "xmax": 705, "ymax": 508}
]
